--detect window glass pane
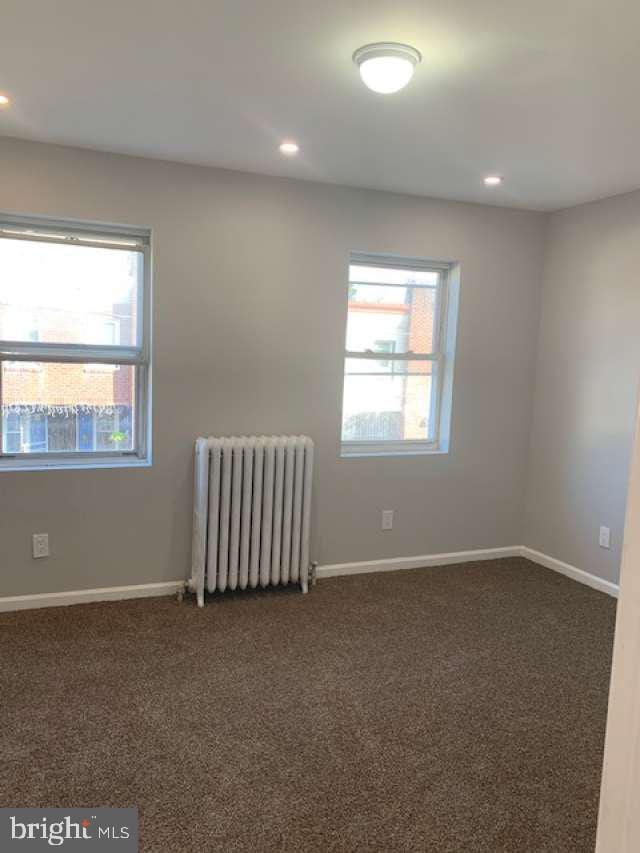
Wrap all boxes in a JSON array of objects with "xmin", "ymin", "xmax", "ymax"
[
  {"xmin": 96, "ymin": 408, "xmax": 131, "ymax": 451},
  {"xmin": 342, "ymin": 360, "xmax": 434, "ymax": 442},
  {"xmin": 28, "ymin": 412, "xmax": 47, "ymax": 451},
  {"xmin": 48, "ymin": 411, "xmax": 78, "ymax": 452},
  {"xmin": 96, "ymin": 406, "xmax": 133, "ymax": 451},
  {"xmin": 1, "ymin": 362, "xmax": 135, "ymax": 454},
  {"xmin": 0, "ymin": 238, "xmax": 141, "ymax": 347},
  {"xmin": 3, "ymin": 411, "xmax": 21, "ymax": 453},
  {"xmin": 78, "ymin": 410, "xmax": 94, "ymax": 451},
  {"xmin": 347, "ymin": 282, "xmax": 437, "ymax": 355}
]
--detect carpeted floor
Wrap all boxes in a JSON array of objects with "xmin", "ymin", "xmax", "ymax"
[{"xmin": 0, "ymin": 557, "xmax": 616, "ymax": 852}]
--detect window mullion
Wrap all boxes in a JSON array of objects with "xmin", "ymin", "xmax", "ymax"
[{"xmin": 0, "ymin": 343, "xmax": 144, "ymax": 365}]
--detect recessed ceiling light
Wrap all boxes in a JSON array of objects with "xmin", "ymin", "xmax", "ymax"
[
  {"xmin": 353, "ymin": 43, "xmax": 421, "ymax": 94},
  {"xmin": 0, "ymin": 94, "xmax": 10, "ymax": 107},
  {"xmin": 279, "ymin": 141, "xmax": 299, "ymax": 156},
  {"xmin": 483, "ymin": 175, "xmax": 503, "ymax": 186}
]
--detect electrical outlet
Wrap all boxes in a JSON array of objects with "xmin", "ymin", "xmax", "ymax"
[
  {"xmin": 599, "ymin": 526, "xmax": 611, "ymax": 549},
  {"xmin": 381, "ymin": 510, "xmax": 394, "ymax": 531},
  {"xmin": 32, "ymin": 533, "xmax": 49, "ymax": 559}
]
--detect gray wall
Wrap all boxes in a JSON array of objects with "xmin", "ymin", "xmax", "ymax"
[
  {"xmin": 524, "ymin": 190, "xmax": 640, "ymax": 584},
  {"xmin": 0, "ymin": 137, "xmax": 545, "ymax": 597}
]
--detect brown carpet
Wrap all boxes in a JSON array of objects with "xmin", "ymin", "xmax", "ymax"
[{"xmin": 0, "ymin": 557, "xmax": 615, "ymax": 852}]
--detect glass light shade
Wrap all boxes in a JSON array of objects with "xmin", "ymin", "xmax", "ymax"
[
  {"xmin": 359, "ymin": 56, "xmax": 415, "ymax": 94},
  {"xmin": 353, "ymin": 43, "xmax": 421, "ymax": 95}
]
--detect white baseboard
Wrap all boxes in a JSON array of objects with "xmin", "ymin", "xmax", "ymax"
[
  {"xmin": 521, "ymin": 547, "xmax": 619, "ymax": 598},
  {"xmin": 0, "ymin": 580, "xmax": 185, "ymax": 613},
  {"xmin": 0, "ymin": 545, "xmax": 618, "ymax": 613},
  {"xmin": 317, "ymin": 546, "xmax": 522, "ymax": 579},
  {"xmin": 318, "ymin": 545, "xmax": 620, "ymax": 598}
]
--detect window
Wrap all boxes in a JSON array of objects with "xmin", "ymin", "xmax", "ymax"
[
  {"xmin": 341, "ymin": 253, "xmax": 457, "ymax": 456},
  {"xmin": 0, "ymin": 215, "xmax": 151, "ymax": 470}
]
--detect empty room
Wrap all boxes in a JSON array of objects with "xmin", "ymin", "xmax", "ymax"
[{"xmin": 2, "ymin": 1, "xmax": 640, "ymax": 851}]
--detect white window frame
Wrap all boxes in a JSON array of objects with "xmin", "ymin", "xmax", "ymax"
[
  {"xmin": 0, "ymin": 214, "xmax": 152, "ymax": 471},
  {"xmin": 341, "ymin": 252, "xmax": 453, "ymax": 458}
]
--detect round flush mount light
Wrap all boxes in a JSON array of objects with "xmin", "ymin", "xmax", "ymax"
[
  {"xmin": 279, "ymin": 141, "xmax": 299, "ymax": 156},
  {"xmin": 353, "ymin": 42, "xmax": 422, "ymax": 94},
  {"xmin": 0, "ymin": 94, "xmax": 10, "ymax": 107},
  {"xmin": 483, "ymin": 175, "xmax": 503, "ymax": 186}
]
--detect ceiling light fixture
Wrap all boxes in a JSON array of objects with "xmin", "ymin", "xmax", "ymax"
[
  {"xmin": 0, "ymin": 94, "xmax": 10, "ymax": 107},
  {"xmin": 279, "ymin": 141, "xmax": 299, "ymax": 156},
  {"xmin": 483, "ymin": 175, "xmax": 503, "ymax": 186},
  {"xmin": 353, "ymin": 42, "xmax": 421, "ymax": 94}
]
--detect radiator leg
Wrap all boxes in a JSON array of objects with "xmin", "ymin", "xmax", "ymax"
[
  {"xmin": 301, "ymin": 561, "xmax": 316, "ymax": 595},
  {"xmin": 197, "ymin": 589, "xmax": 205, "ymax": 608},
  {"xmin": 311, "ymin": 561, "xmax": 318, "ymax": 587}
]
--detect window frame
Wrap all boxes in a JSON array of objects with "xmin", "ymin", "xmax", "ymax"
[
  {"xmin": 341, "ymin": 252, "xmax": 452, "ymax": 458},
  {"xmin": 0, "ymin": 214, "xmax": 152, "ymax": 471}
]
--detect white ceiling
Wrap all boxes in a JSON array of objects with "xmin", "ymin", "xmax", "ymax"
[{"xmin": 1, "ymin": 0, "xmax": 639, "ymax": 211}]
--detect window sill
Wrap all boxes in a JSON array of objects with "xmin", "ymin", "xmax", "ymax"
[
  {"xmin": 0, "ymin": 455, "xmax": 152, "ymax": 472},
  {"xmin": 340, "ymin": 441, "xmax": 448, "ymax": 458}
]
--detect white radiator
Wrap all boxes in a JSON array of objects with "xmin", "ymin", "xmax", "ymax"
[{"xmin": 190, "ymin": 435, "xmax": 314, "ymax": 607}]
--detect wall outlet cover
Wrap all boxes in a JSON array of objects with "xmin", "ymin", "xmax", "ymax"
[
  {"xmin": 32, "ymin": 533, "xmax": 49, "ymax": 559},
  {"xmin": 382, "ymin": 510, "xmax": 394, "ymax": 531}
]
